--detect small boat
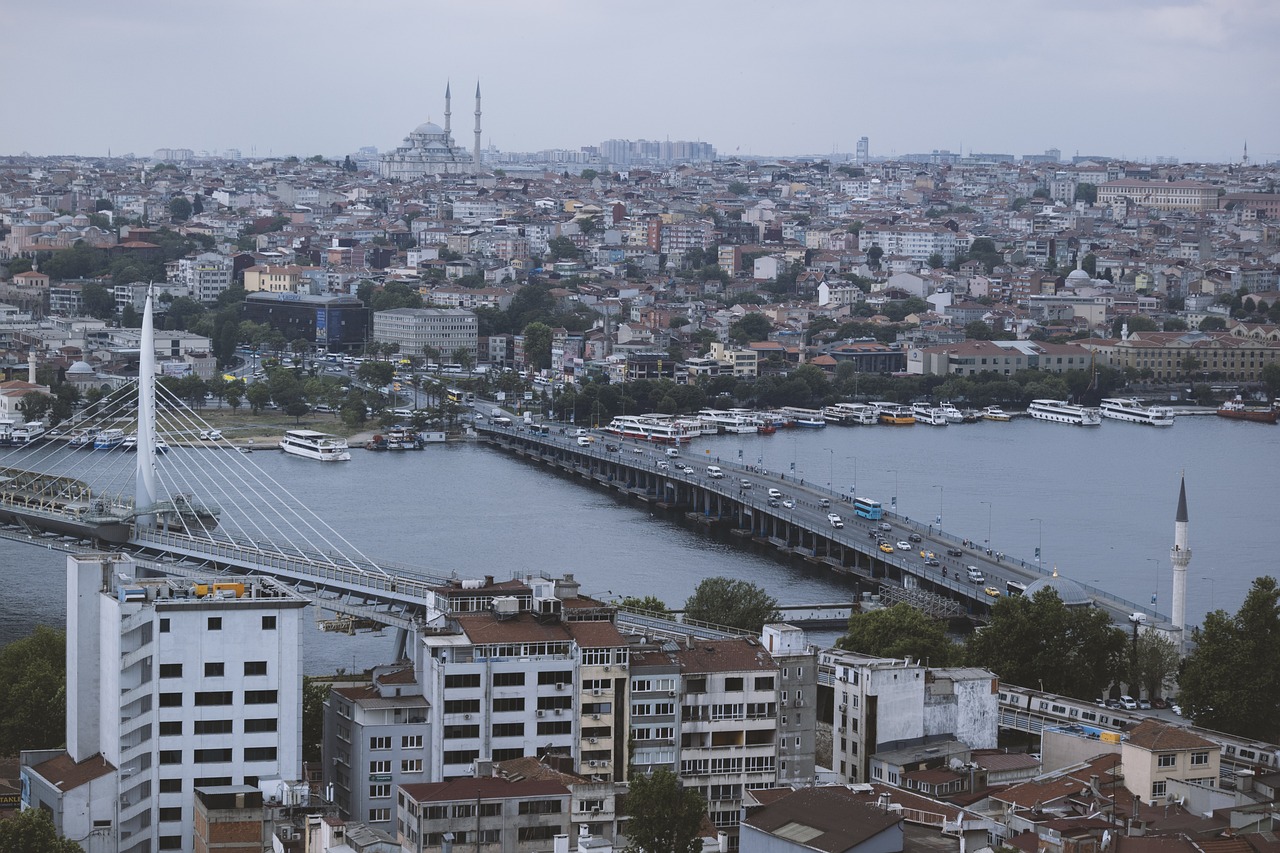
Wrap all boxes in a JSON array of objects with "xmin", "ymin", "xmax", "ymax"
[
  {"xmin": 93, "ymin": 428, "xmax": 127, "ymax": 450},
  {"xmin": 982, "ymin": 406, "xmax": 1012, "ymax": 422},
  {"xmin": 67, "ymin": 429, "xmax": 94, "ymax": 447},
  {"xmin": 911, "ymin": 403, "xmax": 949, "ymax": 426},
  {"xmin": 11, "ymin": 421, "xmax": 46, "ymax": 444},
  {"xmin": 1216, "ymin": 398, "xmax": 1278, "ymax": 424},
  {"xmin": 757, "ymin": 423, "xmax": 777, "ymax": 435},
  {"xmin": 938, "ymin": 403, "xmax": 966, "ymax": 424},
  {"xmin": 121, "ymin": 434, "xmax": 138, "ymax": 450}
]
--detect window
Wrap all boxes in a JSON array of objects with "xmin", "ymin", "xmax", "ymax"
[
  {"xmin": 1190, "ymin": 752, "xmax": 1210, "ymax": 765},
  {"xmin": 493, "ymin": 697, "xmax": 525, "ymax": 712},
  {"xmin": 493, "ymin": 671, "xmax": 525, "ymax": 687},
  {"xmin": 207, "ymin": 617, "xmax": 222, "ymax": 631},
  {"xmin": 443, "ymin": 725, "xmax": 479, "ymax": 740},
  {"xmin": 244, "ymin": 690, "xmax": 277, "ymax": 705},
  {"xmin": 159, "ymin": 836, "xmax": 183, "ymax": 850},
  {"xmin": 370, "ymin": 736, "xmax": 391, "ymax": 750},
  {"xmin": 244, "ymin": 747, "xmax": 277, "ymax": 762},
  {"xmin": 479, "ymin": 802, "xmax": 502, "ymax": 817},
  {"xmin": 754, "ymin": 676, "xmax": 775, "ymax": 690},
  {"xmin": 244, "ymin": 718, "xmax": 277, "ymax": 733},
  {"xmin": 158, "ymin": 807, "xmax": 182, "ymax": 822},
  {"xmin": 401, "ymin": 759, "xmax": 423, "ymax": 773},
  {"xmin": 686, "ymin": 677, "xmax": 707, "ymax": 694},
  {"xmin": 518, "ymin": 799, "xmax": 563, "ymax": 815},
  {"xmin": 724, "ymin": 677, "xmax": 744, "ymax": 692},
  {"xmin": 444, "ymin": 699, "xmax": 481, "ymax": 714},
  {"xmin": 261, "ymin": 615, "xmax": 276, "ymax": 630},
  {"xmin": 194, "ymin": 691, "xmax": 232, "ymax": 706},
  {"xmin": 1157, "ymin": 754, "xmax": 1177, "ymax": 768},
  {"xmin": 493, "ymin": 747, "xmax": 524, "ymax": 761},
  {"xmin": 158, "ymin": 778, "xmax": 183, "ymax": 793},
  {"xmin": 194, "ymin": 719, "xmax": 232, "ymax": 735},
  {"xmin": 538, "ymin": 720, "xmax": 572, "ymax": 736},
  {"xmin": 369, "ymin": 808, "xmax": 390, "ymax": 822},
  {"xmin": 402, "ymin": 735, "xmax": 422, "ymax": 749},
  {"xmin": 492, "ymin": 723, "xmax": 524, "ymax": 738},
  {"xmin": 1152, "ymin": 781, "xmax": 1167, "ymax": 797},
  {"xmin": 159, "ymin": 721, "xmax": 182, "ymax": 736},
  {"xmin": 443, "ymin": 750, "xmax": 479, "ymax": 765},
  {"xmin": 445, "ymin": 674, "xmax": 481, "ymax": 689},
  {"xmin": 538, "ymin": 670, "xmax": 573, "ymax": 685},
  {"xmin": 194, "ymin": 748, "xmax": 233, "ymax": 763},
  {"xmin": 369, "ymin": 784, "xmax": 391, "ymax": 798},
  {"xmin": 159, "ymin": 692, "xmax": 182, "ymax": 707},
  {"xmin": 369, "ymin": 760, "xmax": 391, "ymax": 774},
  {"xmin": 244, "ymin": 661, "xmax": 267, "ymax": 676},
  {"xmin": 159, "ymin": 750, "xmax": 182, "ymax": 765},
  {"xmin": 204, "ymin": 662, "xmax": 224, "ymax": 677},
  {"xmin": 160, "ymin": 618, "xmax": 170, "ymax": 633},
  {"xmin": 159, "ymin": 663, "xmax": 182, "ymax": 678}
]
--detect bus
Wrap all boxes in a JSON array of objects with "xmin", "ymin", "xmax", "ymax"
[
  {"xmin": 852, "ymin": 497, "xmax": 883, "ymax": 520},
  {"xmin": 1006, "ymin": 580, "xmax": 1028, "ymax": 596},
  {"xmin": 445, "ymin": 388, "xmax": 475, "ymax": 405}
]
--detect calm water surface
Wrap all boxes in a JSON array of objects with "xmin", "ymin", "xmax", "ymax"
[{"xmin": 0, "ymin": 416, "xmax": 1273, "ymax": 673}]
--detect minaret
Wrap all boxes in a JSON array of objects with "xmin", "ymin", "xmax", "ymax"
[
  {"xmin": 444, "ymin": 81, "xmax": 452, "ymax": 142},
  {"xmin": 27, "ymin": 350, "xmax": 36, "ymax": 385},
  {"xmin": 1170, "ymin": 475, "xmax": 1191, "ymax": 632},
  {"xmin": 473, "ymin": 82, "xmax": 482, "ymax": 174}
]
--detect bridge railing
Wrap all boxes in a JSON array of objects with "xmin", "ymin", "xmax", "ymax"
[{"xmin": 132, "ymin": 527, "xmax": 443, "ymax": 611}]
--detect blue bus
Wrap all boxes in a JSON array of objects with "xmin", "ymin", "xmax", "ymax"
[{"xmin": 853, "ymin": 497, "xmax": 883, "ymax": 520}]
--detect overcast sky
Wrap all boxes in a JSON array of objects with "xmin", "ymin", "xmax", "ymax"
[{"xmin": 4, "ymin": 0, "xmax": 1277, "ymax": 164}]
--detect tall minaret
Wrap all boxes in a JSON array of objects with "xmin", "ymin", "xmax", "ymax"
[
  {"xmin": 27, "ymin": 350, "xmax": 37, "ymax": 385},
  {"xmin": 473, "ymin": 82, "xmax": 482, "ymax": 174},
  {"xmin": 1170, "ymin": 475, "xmax": 1192, "ymax": 632},
  {"xmin": 444, "ymin": 81, "xmax": 452, "ymax": 142}
]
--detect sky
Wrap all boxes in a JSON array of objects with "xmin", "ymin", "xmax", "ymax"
[{"xmin": 3, "ymin": 0, "xmax": 1278, "ymax": 164}]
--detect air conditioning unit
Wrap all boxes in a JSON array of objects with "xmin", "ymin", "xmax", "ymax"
[
  {"xmin": 589, "ymin": 737, "xmax": 598, "ymax": 744},
  {"xmin": 667, "ymin": 690, "xmax": 677, "ymax": 697},
  {"xmin": 592, "ymin": 688, "xmax": 602, "ymax": 696},
  {"xmin": 588, "ymin": 760, "xmax": 599, "ymax": 767},
  {"xmin": 554, "ymin": 708, "xmax": 563, "ymax": 715},
  {"xmin": 537, "ymin": 709, "xmax": 545, "ymax": 717},
  {"xmin": 591, "ymin": 713, "xmax": 600, "ymax": 720},
  {"xmin": 555, "ymin": 683, "xmax": 565, "ymax": 691},
  {"xmin": 464, "ymin": 713, "xmax": 472, "ymax": 719},
  {"xmin": 604, "ymin": 665, "xmax": 611, "ymax": 672},
  {"xmin": 794, "ymin": 698, "xmax": 803, "ymax": 707},
  {"xmin": 839, "ymin": 703, "xmax": 847, "ymax": 712},
  {"xmin": 591, "ymin": 806, "xmax": 601, "ymax": 814}
]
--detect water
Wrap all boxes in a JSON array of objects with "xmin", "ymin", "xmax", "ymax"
[{"xmin": 0, "ymin": 417, "xmax": 1273, "ymax": 673}]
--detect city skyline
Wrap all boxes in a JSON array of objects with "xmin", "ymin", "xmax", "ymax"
[{"xmin": 2, "ymin": 0, "xmax": 1278, "ymax": 163}]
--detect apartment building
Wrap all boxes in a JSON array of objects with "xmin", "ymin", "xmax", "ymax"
[
  {"xmin": 859, "ymin": 226, "xmax": 972, "ymax": 265},
  {"xmin": 243, "ymin": 264, "xmax": 315, "ymax": 294},
  {"xmin": 398, "ymin": 777, "xmax": 571, "ymax": 853},
  {"xmin": 174, "ymin": 252, "xmax": 235, "ymax": 303},
  {"xmin": 1079, "ymin": 329, "xmax": 1280, "ymax": 382},
  {"xmin": 21, "ymin": 554, "xmax": 307, "ymax": 853},
  {"xmin": 707, "ymin": 341, "xmax": 759, "ymax": 377},
  {"xmin": 1097, "ymin": 179, "xmax": 1218, "ymax": 212},
  {"xmin": 372, "ymin": 307, "xmax": 478, "ymax": 362},
  {"xmin": 1121, "ymin": 719, "xmax": 1220, "ymax": 805}
]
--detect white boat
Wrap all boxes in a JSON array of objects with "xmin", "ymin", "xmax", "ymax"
[
  {"xmin": 11, "ymin": 421, "xmax": 46, "ymax": 444},
  {"xmin": 981, "ymin": 406, "xmax": 1012, "ymax": 422},
  {"xmin": 93, "ymin": 428, "xmax": 126, "ymax": 450},
  {"xmin": 1028, "ymin": 399, "xmax": 1102, "ymax": 426},
  {"xmin": 780, "ymin": 407, "xmax": 826, "ymax": 428},
  {"xmin": 695, "ymin": 409, "xmax": 757, "ymax": 434},
  {"xmin": 872, "ymin": 403, "xmax": 915, "ymax": 425},
  {"xmin": 824, "ymin": 403, "xmax": 878, "ymax": 425},
  {"xmin": 1100, "ymin": 398, "xmax": 1175, "ymax": 427},
  {"xmin": 121, "ymin": 434, "xmax": 138, "ymax": 450},
  {"xmin": 280, "ymin": 429, "xmax": 352, "ymax": 461},
  {"xmin": 911, "ymin": 404, "xmax": 949, "ymax": 426},
  {"xmin": 67, "ymin": 429, "xmax": 94, "ymax": 447},
  {"xmin": 938, "ymin": 403, "xmax": 966, "ymax": 424},
  {"xmin": 603, "ymin": 415, "xmax": 701, "ymax": 444}
]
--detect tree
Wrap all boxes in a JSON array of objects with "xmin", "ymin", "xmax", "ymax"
[
  {"xmin": 580, "ymin": 168, "xmax": 599, "ymax": 180},
  {"xmin": 1081, "ymin": 252, "xmax": 1097, "ymax": 277},
  {"xmin": 192, "ymin": 193, "xmax": 204, "ymax": 215},
  {"xmin": 964, "ymin": 320, "xmax": 994, "ymax": 341},
  {"xmin": 245, "ymin": 381, "xmax": 271, "ymax": 414},
  {"xmin": 927, "ymin": 252, "xmax": 945, "ymax": 269},
  {"xmin": 728, "ymin": 313, "xmax": 772, "ymax": 345},
  {"xmin": 1178, "ymin": 576, "xmax": 1280, "ymax": 741},
  {"xmin": 1261, "ymin": 362, "xmax": 1280, "ymax": 400},
  {"xmin": 837, "ymin": 604, "xmax": 956, "ymax": 665},
  {"xmin": 1129, "ymin": 630, "xmax": 1180, "ymax": 701},
  {"xmin": 81, "ymin": 282, "xmax": 116, "ymax": 319},
  {"xmin": 357, "ymin": 360, "xmax": 395, "ymax": 388},
  {"xmin": 1198, "ymin": 316, "xmax": 1227, "ymax": 332},
  {"xmin": 0, "ymin": 806, "xmax": 83, "ymax": 852},
  {"xmin": 618, "ymin": 595, "xmax": 671, "ymax": 617},
  {"xmin": 452, "ymin": 346, "xmax": 475, "ymax": 374},
  {"xmin": 866, "ymin": 245, "xmax": 883, "ymax": 269},
  {"xmin": 168, "ymin": 195, "xmax": 192, "ymax": 222},
  {"xmin": 622, "ymin": 768, "xmax": 706, "ymax": 853},
  {"xmin": 547, "ymin": 236, "xmax": 579, "ymax": 260},
  {"xmin": 727, "ymin": 181, "xmax": 749, "ymax": 196},
  {"xmin": 0, "ymin": 626, "xmax": 66, "ymax": 756},
  {"xmin": 1074, "ymin": 183, "xmax": 1098, "ymax": 205},
  {"xmin": 522, "ymin": 321, "xmax": 554, "ymax": 370},
  {"xmin": 302, "ymin": 677, "xmax": 329, "ymax": 763},
  {"xmin": 964, "ymin": 588, "xmax": 1126, "ymax": 700},
  {"xmin": 683, "ymin": 577, "xmax": 780, "ymax": 633}
]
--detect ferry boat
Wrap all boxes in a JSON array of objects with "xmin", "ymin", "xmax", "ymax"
[
  {"xmin": 11, "ymin": 421, "xmax": 45, "ymax": 444},
  {"xmin": 280, "ymin": 429, "xmax": 352, "ymax": 461},
  {"xmin": 827, "ymin": 403, "xmax": 878, "ymax": 425},
  {"xmin": 1216, "ymin": 398, "xmax": 1278, "ymax": 424},
  {"xmin": 695, "ymin": 409, "xmax": 758, "ymax": 434},
  {"xmin": 779, "ymin": 407, "xmax": 826, "ymax": 428},
  {"xmin": 981, "ymin": 406, "xmax": 1012, "ymax": 422},
  {"xmin": 1100, "ymin": 398, "xmax": 1175, "ymax": 427},
  {"xmin": 366, "ymin": 427, "xmax": 425, "ymax": 451},
  {"xmin": 911, "ymin": 404, "xmax": 949, "ymax": 426},
  {"xmin": 873, "ymin": 403, "xmax": 915, "ymax": 425},
  {"xmin": 1028, "ymin": 399, "xmax": 1102, "ymax": 426},
  {"xmin": 93, "ymin": 428, "xmax": 127, "ymax": 450},
  {"xmin": 67, "ymin": 429, "xmax": 94, "ymax": 447},
  {"xmin": 0, "ymin": 419, "xmax": 13, "ymax": 445},
  {"xmin": 603, "ymin": 415, "xmax": 701, "ymax": 444},
  {"xmin": 938, "ymin": 403, "xmax": 966, "ymax": 424}
]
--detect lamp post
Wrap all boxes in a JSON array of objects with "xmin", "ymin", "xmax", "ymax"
[
  {"xmin": 889, "ymin": 468, "xmax": 898, "ymax": 513},
  {"xmin": 1030, "ymin": 517, "xmax": 1043, "ymax": 570},
  {"xmin": 1202, "ymin": 575, "xmax": 1215, "ymax": 613},
  {"xmin": 933, "ymin": 484, "xmax": 943, "ymax": 536},
  {"xmin": 846, "ymin": 456, "xmax": 857, "ymax": 499},
  {"xmin": 980, "ymin": 501, "xmax": 992, "ymax": 551},
  {"xmin": 826, "ymin": 448, "xmax": 834, "ymax": 490},
  {"xmin": 1147, "ymin": 558, "xmax": 1160, "ymax": 611}
]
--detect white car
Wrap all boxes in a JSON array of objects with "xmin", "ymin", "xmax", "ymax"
[
  {"xmin": 827, "ymin": 513, "xmax": 844, "ymax": 528},
  {"xmin": 657, "ymin": 461, "xmax": 669, "ymax": 470},
  {"xmin": 896, "ymin": 541, "xmax": 911, "ymax": 550},
  {"xmin": 879, "ymin": 522, "xmax": 892, "ymax": 531},
  {"xmin": 781, "ymin": 499, "xmax": 795, "ymax": 509}
]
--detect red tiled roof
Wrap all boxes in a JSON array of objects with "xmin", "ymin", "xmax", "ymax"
[
  {"xmin": 1124, "ymin": 719, "xmax": 1215, "ymax": 751},
  {"xmin": 31, "ymin": 752, "xmax": 116, "ymax": 790}
]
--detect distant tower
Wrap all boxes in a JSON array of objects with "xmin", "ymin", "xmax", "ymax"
[
  {"xmin": 856, "ymin": 136, "xmax": 869, "ymax": 166},
  {"xmin": 1170, "ymin": 476, "xmax": 1192, "ymax": 632},
  {"xmin": 27, "ymin": 350, "xmax": 36, "ymax": 385},
  {"xmin": 473, "ymin": 82, "xmax": 482, "ymax": 174},
  {"xmin": 444, "ymin": 81, "xmax": 452, "ymax": 141},
  {"xmin": 1242, "ymin": 140, "xmax": 1249, "ymax": 166}
]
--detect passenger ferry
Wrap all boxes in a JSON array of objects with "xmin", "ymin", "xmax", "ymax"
[
  {"xmin": 280, "ymin": 429, "xmax": 352, "ymax": 461},
  {"xmin": 981, "ymin": 406, "xmax": 1012, "ymax": 422},
  {"xmin": 93, "ymin": 428, "xmax": 127, "ymax": 450},
  {"xmin": 872, "ymin": 403, "xmax": 915, "ymax": 425},
  {"xmin": 67, "ymin": 429, "xmax": 94, "ymax": 447},
  {"xmin": 938, "ymin": 403, "xmax": 966, "ymax": 424},
  {"xmin": 831, "ymin": 403, "xmax": 878, "ymax": 425},
  {"xmin": 1028, "ymin": 399, "xmax": 1102, "ymax": 426},
  {"xmin": 11, "ymin": 421, "xmax": 46, "ymax": 444},
  {"xmin": 911, "ymin": 403, "xmax": 949, "ymax": 426},
  {"xmin": 603, "ymin": 415, "xmax": 700, "ymax": 444},
  {"xmin": 695, "ymin": 409, "xmax": 758, "ymax": 434},
  {"xmin": 1100, "ymin": 398, "xmax": 1175, "ymax": 427},
  {"xmin": 780, "ymin": 407, "xmax": 826, "ymax": 428}
]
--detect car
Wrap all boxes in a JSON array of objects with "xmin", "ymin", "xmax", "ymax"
[
  {"xmin": 1170, "ymin": 703, "xmax": 1183, "ymax": 716},
  {"xmin": 679, "ymin": 464, "xmax": 694, "ymax": 473},
  {"xmin": 878, "ymin": 543, "xmax": 895, "ymax": 554},
  {"xmin": 1137, "ymin": 699, "xmax": 1151, "ymax": 710},
  {"xmin": 818, "ymin": 498, "xmax": 831, "ymax": 508},
  {"xmin": 879, "ymin": 522, "xmax": 892, "ymax": 531},
  {"xmin": 924, "ymin": 558, "xmax": 940, "ymax": 567},
  {"xmin": 740, "ymin": 479, "xmax": 752, "ymax": 489},
  {"xmin": 665, "ymin": 448, "xmax": 680, "ymax": 457},
  {"xmin": 984, "ymin": 586, "xmax": 1001, "ymax": 598},
  {"xmin": 781, "ymin": 499, "xmax": 795, "ymax": 509},
  {"xmin": 767, "ymin": 498, "xmax": 781, "ymax": 507},
  {"xmin": 199, "ymin": 429, "xmax": 223, "ymax": 441},
  {"xmin": 657, "ymin": 461, "xmax": 669, "ymax": 470},
  {"xmin": 827, "ymin": 513, "xmax": 844, "ymax": 528},
  {"xmin": 867, "ymin": 530, "xmax": 879, "ymax": 539},
  {"xmin": 908, "ymin": 533, "xmax": 922, "ymax": 543},
  {"xmin": 966, "ymin": 567, "xmax": 985, "ymax": 584},
  {"xmin": 1105, "ymin": 698, "xmax": 1123, "ymax": 709},
  {"xmin": 604, "ymin": 444, "xmax": 620, "ymax": 452},
  {"xmin": 1150, "ymin": 698, "xmax": 1168, "ymax": 709},
  {"xmin": 896, "ymin": 541, "xmax": 911, "ymax": 551},
  {"xmin": 632, "ymin": 447, "xmax": 644, "ymax": 454},
  {"xmin": 947, "ymin": 547, "xmax": 963, "ymax": 557},
  {"xmin": 768, "ymin": 488, "xmax": 783, "ymax": 499},
  {"xmin": 1119, "ymin": 695, "xmax": 1138, "ymax": 710}
]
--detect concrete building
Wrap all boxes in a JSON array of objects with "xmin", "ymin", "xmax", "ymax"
[
  {"xmin": 907, "ymin": 340, "xmax": 1093, "ymax": 376},
  {"xmin": 372, "ymin": 307, "xmax": 478, "ymax": 362},
  {"xmin": 397, "ymin": 777, "xmax": 570, "ymax": 853},
  {"xmin": 740, "ymin": 785, "xmax": 904, "ymax": 853},
  {"xmin": 1122, "ymin": 719, "xmax": 1220, "ymax": 805},
  {"xmin": 241, "ymin": 292, "xmax": 370, "ymax": 352},
  {"xmin": 243, "ymin": 264, "xmax": 314, "ymax": 294},
  {"xmin": 708, "ymin": 342, "xmax": 759, "ymax": 377},
  {"xmin": 21, "ymin": 553, "xmax": 307, "ymax": 852},
  {"xmin": 174, "ymin": 252, "xmax": 235, "ymax": 304},
  {"xmin": 1097, "ymin": 179, "xmax": 1218, "ymax": 212}
]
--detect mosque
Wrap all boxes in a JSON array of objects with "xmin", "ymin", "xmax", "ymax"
[{"xmin": 378, "ymin": 82, "xmax": 482, "ymax": 180}]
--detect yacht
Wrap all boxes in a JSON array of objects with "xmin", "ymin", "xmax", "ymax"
[
  {"xmin": 280, "ymin": 429, "xmax": 352, "ymax": 461},
  {"xmin": 603, "ymin": 415, "xmax": 701, "ymax": 444},
  {"xmin": 938, "ymin": 403, "xmax": 966, "ymax": 424},
  {"xmin": 695, "ymin": 409, "xmax": 758, "ymax": 434},
  {"xmin": 826, "ymin": 403, "xmax": 878, "ymax": 425},
  {"xmin": 67, "ymin": 429, "xmax": 94, "ymax": 447},
  {"xmin": 93, "ymin": 428, "xmax": 127, "ymax": 450},
  {"xmin": 1028, "ymin": 399, "xmax": 1102, "ymax": 426},
  {"xmin": 11, "ymin": 421, "xmax": 46, "ymax": 444},
  {"xmin": 1100, "ymin": 398, "xmax": 1175, "ymax": 427},
  {"xmin": 911, "ymin": 403, "xmax": 949, "ymax": 426},
  {"xmin": 981, "ymin": 406, "xmax": 1012, "ymax": 422},
  {"xmin": 780, "ymin": 407, "xmax": 826, "ymax": 428}
]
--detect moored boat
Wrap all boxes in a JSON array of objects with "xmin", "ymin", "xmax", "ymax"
[
  {"xmin": 1100, "ymin": 398, "xmax": 1175, "ymax": 426},
  {"xmin": 281, "ymin": 429, "xmax": 352, "ymax": 461},
  {"xmin": 981, "ymin": 406, "xmax": 1012, "ymax": 422},
  {"xmin": 938, "ymin": 403, "xmax": 965, "ymax": 424},
  {"xmin": 872, "ymin": 403, "xmax": 915, "ymax": 425},
  {"xmin": 603, "ymin": 415, "xmax": 701, "ymax": 444},
  {"xmin": 911, "ymin": 403, "xmax": 949, "ymax": 426},
  {"xmin": 1216, "ymin": 397, "xmax": 1278, "ymax": 424},
  {"xmin": 1028, "ymin": 399, "xmax": 1102, "ymax": 426},
  {"xmin": 93, "ymin": 428, "xmax": 126, "ymax": 449},
  {"xmin": 11, "ymin": 421, "xmax": 46, "ymax": 444}
]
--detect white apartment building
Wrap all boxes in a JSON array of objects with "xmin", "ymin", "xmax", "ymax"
[
  {"xmin": 21, "ymin": 554, "xmax": 307, "ymax": 853},
  {"xmin": 372, "ymin": 307, "xmax": 478, "ymax": 361},
  {"xmin": 173, "ymin": 252, "xmax": 234, "ymax": 304},
  {"xmin": 820, "ymin": 650, "xmax": 999, "ymax": 784},
  {"xmin": 859, "ymin": 226, "xmax": 972, "ymax": 264}
]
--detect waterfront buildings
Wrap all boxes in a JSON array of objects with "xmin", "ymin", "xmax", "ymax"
[
  {"xmin": 371, "ymin": 306, "xmax": 479, "ymax": 362},
  {"xmin": 21, "ymin": 553, "xmax": 308, "ymax": 852}
]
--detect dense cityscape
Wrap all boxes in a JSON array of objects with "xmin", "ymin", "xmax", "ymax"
[{"xmin": 1, "ymin": 61, "xmax": 1280, "ymax": 853}]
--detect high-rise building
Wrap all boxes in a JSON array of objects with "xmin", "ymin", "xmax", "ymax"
[
  {"xmin": 20, "ymin": 554, "xmax": 308, "ymax": 852},
  {"xmin": 856, "ymin": 136, "xmax": 869, "ymax": 165}
]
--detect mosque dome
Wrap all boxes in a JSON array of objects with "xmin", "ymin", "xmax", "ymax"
[
  {"xmin": 1066, "ymin": 267, "xmax": 1091, "ymax": 284},
  {"xmin": 72, "ymin": 214, "xmax": 91, "ymax": 227},
  {"xmin": 1023, "ymin": 569, "xmax": 1093, "ymax": 607},
  {"xmin": 67, "ymin": 360, "xmax": 95, "ymax": 375},
  {"xmin": 413, "ymin": 121, "xmax": 445, "ymax": 137}
]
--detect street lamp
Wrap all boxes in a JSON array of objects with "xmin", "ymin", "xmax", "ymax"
[
  {"xmin": 1202, "ymin": 575, "xmax": 1215, "ymax": 612},
  {"xmin": 826, "ymin": 448, "xmax": 834, "ymax": 490},
  {"xmin": 1030, "ymin": 517, "xmax": 1043, "ymax": 570},
  {"xmin": 846, "ymin": 456, "xmax": 857, "ymax": 499},
  {"xmin": 932, "ymin": 485, "xmax": 943, "ymax": 536},
  {"xmin": 1147, "ymin": 558, "xmax": 1160, "ymax": 610},
  {"xmin": 979, "ymin": 501, "xmax": 992, "ymax": 550},
  {"xmin": 889, "ymin": 469, "xmax": 898, "ymax": 513}
]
